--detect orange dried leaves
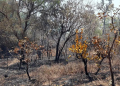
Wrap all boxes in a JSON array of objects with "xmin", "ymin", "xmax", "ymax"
[
  {"xmin": 14, "ymin": 37, "xmax": 41, "ymax": 59},
  {"xmin": 69, "ymin": 29, "xmax": 88, "ymax": 59},
  {"xmin": 14, "ymin": 47, "xmax": 20, "ymax": 54}
]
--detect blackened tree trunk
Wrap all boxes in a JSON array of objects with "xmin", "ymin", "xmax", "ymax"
[
  {"xmin": 26, "ymin": 63, "xmax": 31, "ymax": 80},
  {"xmin": 55, "ymin": 29, "xmax": 76, "ymax": 63},
  {"xmin": 81, "ymin": 57, "xmax": 92, "ymax": 80},
  {"xmin": 81, "ymin": 58, "xmax": 89, "ymax": 76},
  {"xmin": 108, "ymin": 56, "xmax": 114, "ymax": 86},
  {"xmin": 55, "ymin": 35, "xmax": 72, "ymax": 62},
  {"xmin": 46, "ymin": 40, "xmax": 50, "ymax": 60},
  {"xmin": 76, "ymin": 54, "xmax": 92, "ymax": 80},
  {"xmin": 55, "ymin": 32, "xmax": 62, "ymax": 63},
  {"xmin": 76, "ymin": 54, "xmax": 89, "ymax": 76},
  {"xmin": 107, "ymin": 17, "xmax": 117, "ymax": 86},
  {"xmin": 95, "ymin": 58, "xmax": 105, "ymax": 75},
  {"xmin": 19, "ymin": 59, "xmax": 22, "ymax": 70},
  {"xmin": 19, "ymin": 45, "xmax": 25, "ymax": 70}
]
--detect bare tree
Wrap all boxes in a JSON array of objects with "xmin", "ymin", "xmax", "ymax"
[
  {"xmin": 47, "ymin": 1, "xmax": 84, "ymax": 62},
  {"xmin": 97, "ymin": 0, "xmax": 113, "ymax": 34}
]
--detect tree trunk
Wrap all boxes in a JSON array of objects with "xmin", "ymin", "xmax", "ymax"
[
  {"xmin": 108, "ymin": 56, "xmax": 114, "ymax": 86},
  {"xmin": 19, "ymin": 46, "xmax": 25, "ymax": 70},
  {"xmin": 81, "ymin": 57, "xmax": 92, "ymax": 80},
  {"xmin": 55, "ymin": 33, "xmax": 62, "ymax": 63},
  {"xmin": 19, "ymin": 59, "xmax": 22, "ymax": 70},
  {"xmin": 47, "ymin": 41, "xmax": 50, "ymax": 60},
  {"xmin": 81, "ymin": 58, "xmax": 89, "ymax": 76},
  {"xmin": 76, "ymin": 53, "xmax": 92, "ymax": 80},
  {"xmin": 55, "ymin": 42, "xmax": 60, "ymax": 63},
  {"xmin": 103, "ymin": 16, "xmax": 106, "ymax": 34},
  {"xmin": 55, "ymin": 33, "xmax": 75, "ymax": 62},
  {"xmin": 95, "ymin": 58, "xmax": 105, "ymax": 75},
  {"xmin": 26, "ymin": 64, "xmax": 31, "ymax": 80},
  {"xmin": 107, "ymin": 23, "xmax": 117, "ymax": 86}
]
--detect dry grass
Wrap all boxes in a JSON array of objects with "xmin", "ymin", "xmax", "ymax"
[
  {"xmin": 8, "ymin": 58, "xmax": 19, "ymax": 66},
  {"xmin": 27, "ymin": 56, "xmax": 120, "ymax": 85},
  {"xmin": 0, "ymin": 58, "xmax": 19, "ymax": 68},
  {"xmin": 0, "ymin": 54, "xmax": 120, "ymax": 85},
  {"xmin": 30, "ymin": 61, "xmax": 84, "ymax": 84},
  {"xmin": 0, "ymin": 75, "xmax": 6, "ymax": 86},
  {"xmin": 29, "ymin": 60, "xmax": 99, "ymax": 85}
]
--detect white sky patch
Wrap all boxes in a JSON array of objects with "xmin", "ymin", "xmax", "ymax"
[{"xmin": 83, "ymin": 0, "xmax": 120, "ymax": 7}]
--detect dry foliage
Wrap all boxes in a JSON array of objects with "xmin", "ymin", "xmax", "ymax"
[{"xmin": 29, "ymin": 62, "xmax": 84, "ymax": 84}]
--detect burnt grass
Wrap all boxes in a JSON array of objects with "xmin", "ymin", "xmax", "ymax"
[
  {"xmin": 0, "ymin": 56, "xmax": 120, "ymax": 86},
  {"xmin": 0, "ymin": 56, "xmax": 70, "ymax": 86}
]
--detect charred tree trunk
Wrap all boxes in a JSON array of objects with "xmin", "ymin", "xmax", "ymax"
[
  {"xmin": 76, "ymin": 54, "xmax": 89, "ymax": 76},
  {"xmin": 55, "ymin": 32, "xmax": 75, "ymax": 63},
  {"xmin": 107, "ymin": 17, "xmax": 117, "ymax": 86},
  {"xmin": 108, "ymin": 56, "xmax": 114, "ymax": 86},
  {"xmin": 76, "ymin": 54, "xmax": 92, "ymax": 80},
  {"xmin": 81, "ymin": 58, "xmax": 89, "ymax": 76},
  {"xmin": 81, "ymin": 57, "xmax": 92, "ymax": 80},
  {"xmin": 19, "ymin": 45, "xmax": 25, "ymax": 70},
  {"xmin": 46, "ymin": 41, "xmax": 50, "ymax": 60},
  {"xmin": 55, "ymin": 32, "xmax": 62, "ymax": 63},
  {"xmin": 95, "ymin": 58, "xmax": 105, "ymax": 75},
  {"xmin": 26, "ymin": 63, "xmax": 31, "ymax": 80},
  {"xmin": 19, "ymin": 59, "xmax": 22, "ymax": 70}
]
